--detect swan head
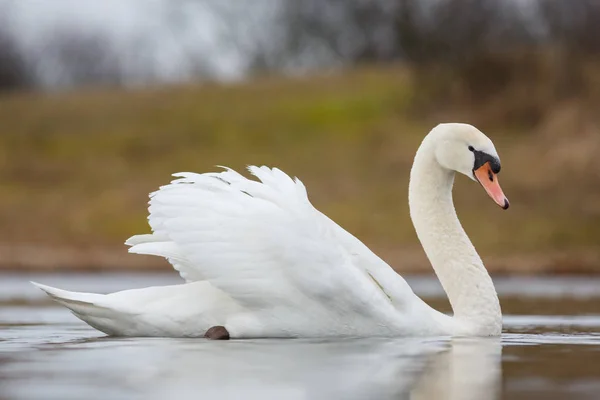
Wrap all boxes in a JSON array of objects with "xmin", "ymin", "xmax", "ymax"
[{"xmin": 431, "ymin": 123, "xmax": 509, "ymax": 210}]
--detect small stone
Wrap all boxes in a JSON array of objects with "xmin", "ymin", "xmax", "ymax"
[{"xmin": 204, "ymin": 325, "xmax": 230, "ymax": 340}]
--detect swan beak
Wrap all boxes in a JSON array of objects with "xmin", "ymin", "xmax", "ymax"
[{"xmin": 474, "ymin": 162, "xmax": 510, "ymax": 210}]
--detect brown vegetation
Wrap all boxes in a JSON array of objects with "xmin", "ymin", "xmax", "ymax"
[{"xmin": 0, "ymin": 65, "xmax": 599, "ymax": 274}]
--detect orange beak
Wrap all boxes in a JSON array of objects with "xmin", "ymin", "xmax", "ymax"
[{"xmin": 473, "ymin": 162, "xmax": 510, "ymax": 209}]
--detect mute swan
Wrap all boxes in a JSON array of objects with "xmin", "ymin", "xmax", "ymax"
[{"xmin": 33, "ymin": 123, "xmax": 509, "ymax": 338}]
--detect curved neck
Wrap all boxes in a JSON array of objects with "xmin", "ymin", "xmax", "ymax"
[{"xmin": 408, "ymin": 137, "xmax": 501, "ymax": 334}]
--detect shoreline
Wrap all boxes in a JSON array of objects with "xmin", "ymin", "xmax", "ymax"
[{"xmin": 2, "ymin": 243, "xmax": 598, "ymax": 275}]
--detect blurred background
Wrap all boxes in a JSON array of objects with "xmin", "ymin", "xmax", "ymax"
[{"xmin": 0, "ymin": 0, "xmax": 599, "ymax": 274}]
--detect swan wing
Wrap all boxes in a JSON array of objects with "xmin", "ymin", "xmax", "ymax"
[{"xmin": 127, "ymin": 166, "xmax": 401, "ymax": 325}]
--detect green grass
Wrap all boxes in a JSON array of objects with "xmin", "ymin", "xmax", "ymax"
[{"xmin": 1, "ymin": 66, "xmax": 599, "ymax": 272}]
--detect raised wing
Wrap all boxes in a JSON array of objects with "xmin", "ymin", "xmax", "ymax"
[{"xmin": 127, "ymin": 166, "xmax": 408, "ymax": 321}]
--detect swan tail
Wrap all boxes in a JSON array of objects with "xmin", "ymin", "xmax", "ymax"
[
  {"xmin": 32, "ymin": 281, "xmax": 102, "ymax": 309},
  {"xmin": 32, "ymin": 281, "xmax": 240, "ymax": 337},
  {"xmin": 31, "ymin": 282, "xmax": 125, "ymax": 335}
]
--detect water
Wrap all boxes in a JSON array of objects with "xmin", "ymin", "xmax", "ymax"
[{"xmin": 1, "ymin": 273, "xmax": 599, "ymax": 400}]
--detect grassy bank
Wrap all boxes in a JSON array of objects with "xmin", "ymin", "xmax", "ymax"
[{"xmin": 1, "ymin": 66, "xmax": 599, "ymax": 273}]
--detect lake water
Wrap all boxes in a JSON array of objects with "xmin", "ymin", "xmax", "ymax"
[{"xmin": 1, "ymin": 273, "xmax": 599, "ymax": 400}]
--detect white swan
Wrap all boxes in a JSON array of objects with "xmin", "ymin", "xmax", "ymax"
[{"xmin": 33, "ymin": 123, "xmax": 509, "ymax": 338}]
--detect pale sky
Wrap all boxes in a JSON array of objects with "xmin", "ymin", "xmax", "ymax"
[
  {"xmin": 1, "ymin": 0, "xmax": 278, "ymax": 88},
  {"xmin": 0, "ymin": 0, "xmax": 542, "ymax": 89}
]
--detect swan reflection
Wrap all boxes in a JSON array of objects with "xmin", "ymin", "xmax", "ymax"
[
  {"xmin": 411, "ymin": 337, "xmax": 502, "ymax": 400},
  {"xmin": 43, "ymin": 336, "xmax": 500, "ymax": 400}
]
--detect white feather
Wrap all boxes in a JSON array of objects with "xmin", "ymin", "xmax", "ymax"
[{"xmin": 140, "ymin": 166, "xmax": 430, "ymax": 337}]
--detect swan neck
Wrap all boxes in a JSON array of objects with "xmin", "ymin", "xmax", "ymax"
[{"xmin": 408, "ymin": 140, "xmax": 501, "ymax": 334}]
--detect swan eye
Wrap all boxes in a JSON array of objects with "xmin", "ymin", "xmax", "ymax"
[{"xmin": 468, "ymin": 145, "xmax": 475, "ymax": 152}]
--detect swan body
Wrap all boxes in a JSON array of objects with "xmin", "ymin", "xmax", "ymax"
[{"xmin": 33, "ymin": 123, "xmax": 509, "ymax": 338}]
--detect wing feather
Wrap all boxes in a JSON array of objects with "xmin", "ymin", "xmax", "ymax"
[{"xmin": 127, "ymin": 166, "xmax": 407, "ymax": 328}]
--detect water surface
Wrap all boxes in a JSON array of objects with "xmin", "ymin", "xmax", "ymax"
[{"xmin": 1, "ymin": 273, "xmax": 599, "ymax": 400}]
